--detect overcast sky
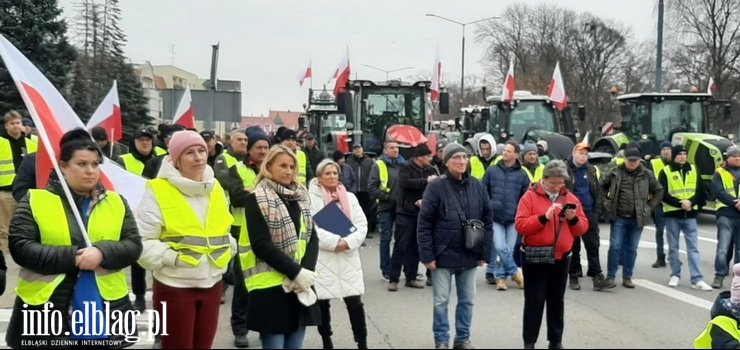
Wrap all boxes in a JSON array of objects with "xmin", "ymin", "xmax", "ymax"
[{"xmin": 58, "ymin": 0, "xmax": 659, "ymax": 117}]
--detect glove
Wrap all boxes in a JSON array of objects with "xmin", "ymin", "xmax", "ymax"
[{"xmin": 293, "ymin": 268, "xmax": 317, "ymax": 291}]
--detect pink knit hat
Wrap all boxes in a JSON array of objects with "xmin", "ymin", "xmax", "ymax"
[
  {"xmin": 168, "ymin": 130, "xmax": 207, "ymax": 163},
  {"xmin": 731, "ymin": 263, "xmax": 740, "ymax": 304}
]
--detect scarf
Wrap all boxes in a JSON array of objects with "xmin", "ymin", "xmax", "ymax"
[
  {"xmin": 320, "ymin": 182, "xmax": 352, "ymax": 219},
  {"xmin": 254, "ymin": 178, "xmax": 313, "ymax": 258}
]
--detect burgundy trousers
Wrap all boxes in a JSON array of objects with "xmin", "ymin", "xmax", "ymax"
[{"xmin": 154, "ymin": 279, "xmax": 223, "ymax": 349}]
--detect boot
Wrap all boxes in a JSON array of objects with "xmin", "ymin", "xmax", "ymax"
[
  {"xmin": 652, "ymin": 254, "xmax": 666, "ymax": 268},
  {"xmin": 322, "ymin": 336, "xmax": 334, "ymax": 350},
  {"xmin": 358, "ymin": 341, "xmax": 368, "ymax": 349}
]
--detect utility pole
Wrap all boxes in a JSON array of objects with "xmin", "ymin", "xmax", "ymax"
[{"xmin": 655, "ymin": 0, "xmax": 664, "ymax": 92}]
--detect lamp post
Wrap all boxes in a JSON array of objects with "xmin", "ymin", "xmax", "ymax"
[
  {"xmin": 425, "ymin": 14, "xmax": 500, "ymax": 107},
  {"xmin": 362, "ymin": 64, "xmax": 414, "ymax": 81}
]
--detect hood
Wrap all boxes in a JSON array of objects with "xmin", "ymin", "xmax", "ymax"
[
  {"xmin": 711, "ymin": 290, "xmax": 740, "ymax": 320},
  {"xmin": 158, "ymin": 155, "xmax": 217, "ymax": 197},
  {"xmin": 308, "ymin": 178, "xmax": 323, "ymax": 198},
  {"xmin": 478, "ymin": 134, "xmax": 497, "ymax": 160}
]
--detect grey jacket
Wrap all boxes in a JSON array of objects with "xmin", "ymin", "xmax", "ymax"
[{"xmin": 600, "ymin": 163, "xmax": 663, "ymax": 227}]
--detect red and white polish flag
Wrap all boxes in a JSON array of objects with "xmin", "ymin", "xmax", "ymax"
[
  {"xmin": 547, "ymin": 61, "xmax": 568, "ymax": 111},
  {"xmin": 299, "ymin": 60, "xmax": 312, "ymax": 87},
  {"xmin": 431, "ymin": 48, "xmax": 442, "ymax": 102},
  {"xmin": 173, "ymin": 85, "xmax": 195, "ymax": 129},
  {"xmin": 707, "ymin": 77, "xmax": 717, "ymax": 95},
  {"xmin": 501, "ymin": 57, "xmax": 515, "ymax": 104},
  {"xmin": 85, "ymin": 80, "xmax": 122, "ymax": 142},
  {"xmin": 333, "ymin": 51, "xmax": 350, "ymax": 96}
]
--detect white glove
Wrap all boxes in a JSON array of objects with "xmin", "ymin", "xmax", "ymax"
[{"xmin": 293, "ymin": 268, "xmax": 317, "ymax": 291}]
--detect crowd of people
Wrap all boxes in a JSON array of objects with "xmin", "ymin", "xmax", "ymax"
[{"xmin": 0, "ymin": 107, "xmax": 739, "ymax": 348}]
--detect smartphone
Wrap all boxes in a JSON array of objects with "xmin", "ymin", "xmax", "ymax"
[{"xmin": 563, "ymin": 203, "xmax": 577, "ymax": 210}]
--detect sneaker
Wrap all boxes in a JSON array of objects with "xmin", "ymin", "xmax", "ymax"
[
  {"xmin": 496, "ymin": 278, "xmax": 508, "ymax": 291},
  {"xmin": 435, "ymin": 343, "xmax": 449, "ymax": 349},
  {"xmin": 712, "ymin": 276, "xmax": 724, "ymax": 289},
  {"xmin": 382, "ymin": 273, "xmax": 390, "ymax": 282},
  {"xmin": 622, "ymin": 278, "xmax": 635, "ymax": 288},
  {"xmin": 668, "ymin": 275, "xmax": 680, "ymax": 287},
  {"xmin": 692, "ymin": 280, "xmax": 713, "ymax": 291},
  {"xmin": 405, "ymin": 280, "xmax": 425, "ymax": 289},
  {"xmin": 569, "ymin": 276, "xmax": 581, "ymax": 290},
  {"xmin": 512, "ymin": 270, "xmax": 525, "ymax": 289},
  {"xmin": 133, "ymin": 294, "xmax": 146, "ymax": 312},
  {"xmin": 652, "ymin": 256, "xmax": 666, "ymax": 268},
  {"xmin": 453, "ymin": 340, "xmax": 475, "ymax": 349},
  {"xmin": 387, "ymin": 282, "xmax": 398, "ymax": 292},
  {"xmin": 234, "ymin": 334, "xmax": 249, "ymax": 348},
  {"xmin": 426, "ymin": 278, "xmax": 433, "ymax": 286},
  {"xmin": 485, "ymin": 273, "xmax": 496, "ymax": 284},
  {"xmin": 592, "ymin": 273, "xmax": 616, "ymax": 291}
]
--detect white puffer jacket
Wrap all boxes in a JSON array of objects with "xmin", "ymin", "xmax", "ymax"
[
  {"xmin": 309, "ymin": 180, "xmax": 367, "ymax": 300},
  {"xmin": 136, "ymin": 156, "xmax": 237, "ymax": 289}
]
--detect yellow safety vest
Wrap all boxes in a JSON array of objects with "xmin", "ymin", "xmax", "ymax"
[
  {"xmin": 715, "ymin": 167, "xmax": 737, "ymax": 210},
  {"xmin": 376, "ymin": 159, "xmax": 390, "ymax": 193},
  {"xmin": 220, "ymin": 152, "xmax": 252, "ymax": 237},
  {"xmin": 148, "ymin": 178, "xmax": 233, "ymax": 268},
  {"xmin": 651, "ymin": 158, "xmax": 667, "ymax": 180},
  {"xmin": 522, "ymin": 164, "xmax": 545, "ymax": 183},
  {"xmin": 0, "ymin": 136, "xmax": 37, "ymax": 187},
  {"xmin": 470, "ymin": 157, "xmax": 495, "ymax": 180},
  {"xmin": 296, "ymin": 149, "xmax": 308, "ymax": 185},
  {"xmin": 154, "ymin": 146, "xmax": 168, "ymax": 156},
  {"xmin": 240, "ymin": 189, "xmax": 308, "ymax": 292},
  {"xmin": 663, "ymin": 164, "xmax": 698, "ymax": 213},
  {"xmin": 119, "ymin": 154, "xmax": 145, "ymax": 176},
  {"xmin": 694, "ymin": 315, "xmax": 740, "ymax": 349},
  {"xmin": 16, "ymin": 190, "xmax": 129, "ymax": 305}
]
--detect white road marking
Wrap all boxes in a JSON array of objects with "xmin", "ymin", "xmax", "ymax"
[{"xmin": 632, "ymin": 279, "xmax": 713, "ymax": 310}]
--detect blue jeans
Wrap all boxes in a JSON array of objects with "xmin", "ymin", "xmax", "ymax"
[
  {"xmin": 378, "ymin": 210, "xmax": 395, "ymax": 276},
  {"xmin": 259, "ymin": 326, "xmax": 306, "ymax": 349},
  {"xmin": 431, "ymin": 267, "xmax": 477, "ymax": 345},
  {"xmin": 665, "ymin": 217, "xmax": 703, "ymax": 283},
  {"xmin": 607, "ymin": 217, "xmax": 643, "ymax": 279},
  {"xmin": 715, "ymin": 216, "xmax": 740, "ymax": 277},
  {"xmin": 488, "ymin": 222, "xmax": 518, "ymax": 278},
  {"xmin": 654, "ymin": 204, "xmax": 665, "ymax": 257}
]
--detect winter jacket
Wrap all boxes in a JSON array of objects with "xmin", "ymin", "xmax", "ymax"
[
  {"xmin": 600, "ymin": 163, "xmax": 663, "ymax": 227},
  {"xmin": 712, "ymin": 163, "xmax": 740, "ymax": 220},
  {"xmin": 6, "ymin": 177, "xmax": 142, "ymax": 348},
  {"xmin": 136, "ymin": 156, "xmax": 237, "ymax": 289},
  {"xmin": 213, "ymin": 148, "xmax": 249, "ymax": 208},
  {"xmin": 368, "ymin": 155, "xmax": 404, "ymax": 213},
  {"xmin": 244, "ymin": 186, "xmax": 320, "ymax": 334},
  {"xmin": 11, "ymin": 153, "xmax": 35, "ymax": 202},
  {"xmin": 346, "ymin": 154, "xmax": 375, "ymax": 193},
  {"xmin": 308, "ymin": 180, "xmax": 367, "ymax": 300},
  {"xmin": 303, "ymin": 145, "xmax": 325, "ymax": 175},
  {"xmin": 397, "ymin": 160, "xmax": 438, "ymax": 216},
  {"xmin": 418, "ymin": 173, "xmax": 494, "ymax": 268},
  {"xmin": 482, "ymin": 160, "xmax": 531, "ymax": 224},
  {"xmin": 207, "ymin": 142, "xmax": 224, "ymax": 168},
  {"xmin": 515, "ymin": 183, "xmax": 588, "ymax": 260},
  {"xmin": 700, "ymin": 291, "xmax": 740, "ymax": 349},
  {"xmin": 142, "ymin": 155, "xmax": 165, "ymax": 180},
  {"xmin": 340, "ymin": 163, "xmax": 356, "ymax": 193},
  {"xmin": 565, "ymin": 157, "xmax": 602, "ymax": 215},
  {"xmin": 658, "ymin": 162, "xmax": 704, "ymax": 219},
  {"xmin": 100, "ymin": 142, "xmax": 124, "ymax": 160}
]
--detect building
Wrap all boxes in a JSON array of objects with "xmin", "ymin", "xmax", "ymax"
[{"xmin": 241, "ymin": 110, "xmax": 301, "ymax": 134}]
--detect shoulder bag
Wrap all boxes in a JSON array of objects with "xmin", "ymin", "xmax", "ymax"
[{"xmin": 442, "ymin": 179, "xmax": 485, "ymax": 253}]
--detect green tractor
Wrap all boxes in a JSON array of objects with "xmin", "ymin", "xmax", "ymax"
[
  {"xmin": 593, "ymin": 91, "xmax": 734, "ymax": 199},
  {"xmin": 299, "ymin": 87, "xmax": 347, "ymax": 156}
]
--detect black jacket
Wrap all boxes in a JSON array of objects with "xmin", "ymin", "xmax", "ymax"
[
  {"xmin": 565, "ymin": 158, "xmax": 603, "ymax": 215},
  {"xmin": 6, "ymin": 177, "xmax": 142, "ymax": 348},
  {"xmin": 302, "ymin": 145, "xmax": 324, "ymax": 175},
  {"xmin": 397, "ymin": 160, "xmax": 437, "ymax": 216},
  {"xmin": 707, "ymin": 291, "xmax": 740, "ymax": 349},
  {"xmin": 142, "ymin": 155, "xmax": 165, "ymax": 180},
  {"xmin": 11, "ymin": 153, "xmax": 35, "ymax": 202},
  {"xmin": 346, "ymin": 154, "xmax": 375, "ymax": 193}
]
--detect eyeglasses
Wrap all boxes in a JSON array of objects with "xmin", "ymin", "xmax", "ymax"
[{"xmin": 450, "ymin": 154, "xmax": 469, "ymax": 161}]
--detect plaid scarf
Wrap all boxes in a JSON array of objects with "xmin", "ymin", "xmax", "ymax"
[{"xmin": 254, "ymin": 179, "xmax": 313, "ymax": 257}]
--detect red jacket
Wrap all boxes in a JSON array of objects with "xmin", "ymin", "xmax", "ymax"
[{"xmin": 515, "ymin": 183, "xmax": 588, "ymax": 260}]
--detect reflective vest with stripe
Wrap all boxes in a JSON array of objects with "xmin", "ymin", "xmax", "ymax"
[
  {"xmin": 296, "ymin": 149, "xmax": 308, "ymax": 185},
  {"xmin": 715, "ymin": 167, "xmax": 737, "ymax": 210},
  {"xmin": 0, "ymin": 136, "xmax": 37, "ymax": 187},
  {"xmin": 239, "ymin": 199, "xmax": 308, "ymax": 292},
  {"xmin": 470, "ymin": 157, "xmax": 494, "ymax": 180},
  {"xmin": 376, "ymin": 159, "xmax": 390, "ymax": 193},
  {"xmin": 663, "ymin": 164, "xmax": 698, "ymax": 212},
  {"xmin": 694, "ymin": 315, "xmax": 740, "ymax": 349},
  {"xmin": 651, "ymin": 158, "xmax": 667, "ymax": 180},
  {"xmin": 522, "ymin": 164, "xmax": 545, "ymax": 183},
  {"xmin": 220, "ymin": 152, "xmax": 254, "ymax": 237},
  {"xmin": 119, "ymin": 154, "xmax": 146, "ymax": 176},
  {"xmin": 154, "ymin": 146, "xmax": 168, "ymax": 156},
  {"xmin": 16, "ymin": 190, "xmax": 129, "ymax": 305},
  {"xmin": 148, "ymin": 178, "xmax": 233, "ymax": 268}
]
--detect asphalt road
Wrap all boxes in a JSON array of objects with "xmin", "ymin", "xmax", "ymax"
[{"xmin": 0, "ymin": 213, "xmax": 725, "ymax": 348}]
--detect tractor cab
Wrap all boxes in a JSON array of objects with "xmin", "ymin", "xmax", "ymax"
[{"xmin": 301, "ymin": 88, "xmax": 348, "ymax": 155}]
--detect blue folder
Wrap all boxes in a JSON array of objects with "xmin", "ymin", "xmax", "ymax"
[{"xmin": 313, "ymin": 202, "xmax": 357, "ymax": 237}]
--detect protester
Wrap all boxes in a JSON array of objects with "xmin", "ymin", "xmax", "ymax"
[
  {"xmin": 694, "ymin": 263, "xmax": 740, "ymax": 348},
  {"xmin": 309, "ymin": 159, "xmax": 368, "ymax": 349},
  {"xmin": 333, "ymin": 150, "xmax": 356, "ymax": 192},
  {"xmin": 369, "ymin": 141, "xmax": 404, "ymax": 281},
  {"xmin": 711, "ymin": 146, "xmax": 740, "ymax": 289},
  {"xmin": 346, "ymin": 144, "xmax": 377, "ymax": 234},
  {"xmin": 91, "ymin": 125, "xmax": 123, "ymax": 159},
  {"xmin": 303, "ymin": 133, "xmax": 324, "ymax": 175},
  {"xmin": 515, "ymin": 160, "xmax": 588, "ymax": 350},
  {"xmin": 137, "ymin": 130, "xmax": 236, "ymax": 349},
  {"xmin": 6, "ymin": 128, "xmax": 142, "ymax": 348},
  {"xmin": 142, "ymin": 124, "xmax": 187, "ymax": 179},
  {"xmin": 418, "ymin": 143, "xmax": 493, "ymax": 350},
  {"xmin": 241, "ymin": 145, "xmax": 320, "ymax": 349}
]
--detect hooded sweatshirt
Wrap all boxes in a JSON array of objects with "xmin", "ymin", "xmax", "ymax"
[{"xmin": 136, "ymin": 156, "xmax": 237, "ymax": 288}]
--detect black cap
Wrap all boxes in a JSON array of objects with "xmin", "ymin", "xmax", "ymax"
[
  {"xmin": 305, "ymin": 133, "xmax": 315, "ymax": 140},
  {"xmin": 134, "ymin": 127, "xmax": 154, "ymax": 139},
  {"xmin": 279, "ymin": 128, "xmax": 297, "ymax": 141},
  {"xmin": 352, "ymin": 143, "xmax": 363, "ymax": 149},
  {"xmin": 165, "ymin": 124, "xmax": 187, "ymax": 138},
  {"xmin": 22, "ymin": 119, "xmax": 34, "ymax": 127},
  {"xmin": 91, "ymin": 126, "xmax": 108, "ymax": 141},
  {"xmin": 200, "ymin": 130, "xmax": 215, "ymax": 141},
  {"xmin": 624, "ymin": 147, "xmax": 641, "ymax": 161}
]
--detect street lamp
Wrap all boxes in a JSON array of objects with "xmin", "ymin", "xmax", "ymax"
[
  {"xmin": 362, "ymin": 64, "xmax": 414, "ymax": 81},
  {"xmin": 426, "ymin": 13, "xmax": 500, "ymax": 106}
]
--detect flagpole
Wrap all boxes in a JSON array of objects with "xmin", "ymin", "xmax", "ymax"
[
  {"xmin": 310, "ymin": 60, "xmax": 313, "ymax": 90},
  {"xmin": 17, "ymin": 86, "xmax": 92, "ymax": 247},
  {"xmin": 110, "ymin": 128, "xmax": 115, "ymax": 158}
]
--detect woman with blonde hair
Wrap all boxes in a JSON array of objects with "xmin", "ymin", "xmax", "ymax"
[
  {"xmin": 240, "ymin": 145, "xmax": 320, "ymax": 349},
  {"xmin": 309, "ymin": 159, "xmax": 368, "ymax": 349}
]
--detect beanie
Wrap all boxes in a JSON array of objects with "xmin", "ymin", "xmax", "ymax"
[
  {"xmin": 279, "ymin": 128, "xmax": 297, "ymax": 142},
  {"xmin": 671, "ymin": 145, "xmax": 687, "ymax": 161},
  {"xmin": 731, "ymin": 263, "xmax": 740, "ymax": 304},
  {"xmin": 332, "ymin": 150, "xmax": 345, "ymax": 162},
  {"xmin": 443, "ymin": 143, "xmax": 467, "ymax": 164},
  {"xmin": 521, "ymin": 143, "xmax": 537, "ymax": 155},
  {"xmin": 246, "ymin": 126, "xmax": 271, "ymax": 151},
  {"xmin": 726, "ymin": 146, "xmax": 740, "ymax": 158},
  {"xmin": 413, "ymin": 144, "xmax": 432, "ymax": 158},
  {"xmin": 659, "ymin": 141, "xmax": 672, "ymax": 151},
  {"xmin": 168, "ymin": 130, "xmax": 207, "ymax": 163}
]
